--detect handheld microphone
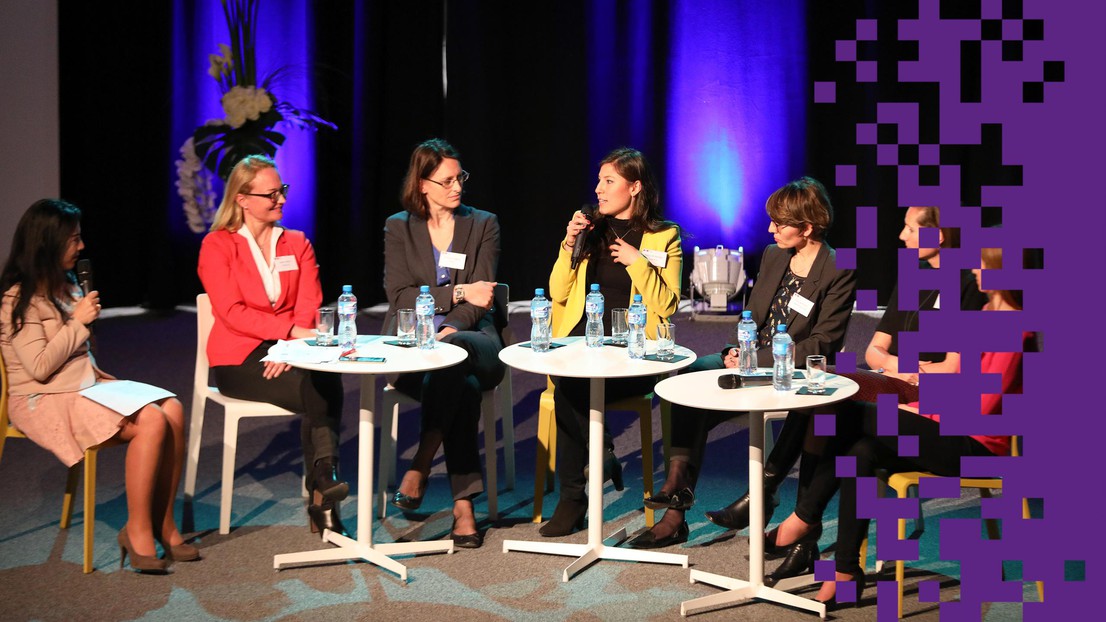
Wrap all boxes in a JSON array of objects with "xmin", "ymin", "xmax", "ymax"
[
  {"xmin": 77, "ymin": 259, "xmax": 94, "ymax": 296},
  {"xmin": 570, "ymin": 204, "xmax": 598, "ymax": 271}
]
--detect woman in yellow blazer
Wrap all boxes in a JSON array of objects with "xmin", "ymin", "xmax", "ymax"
[{"xmin": 540, "ymin": 147, "xmax": 682, "ymax": 536}]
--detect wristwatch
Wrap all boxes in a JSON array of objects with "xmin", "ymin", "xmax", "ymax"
[{"xmin": 453, "ymin": 285, "xmax": 465, "ymax": 304}]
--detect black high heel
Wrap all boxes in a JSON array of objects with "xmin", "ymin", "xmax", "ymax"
[
  {"xmin": 308, "ymin": 500, "xmax": 349, "ymax": 538},
  {"xmin": 705, "ymin": 486, "xmax": 781, "ymax": 530},
  {"xmin": 390, "ymin": 491, "xmax": 424, "ymax": 511},
  {"xmin": 643, "ymin": 487, "xmax": 695, "ymax": 511},
  {"xmin": 816, "ymin": 572, "xmax": 868, "ymax": 611},
  {"xmin": 540, "ymin": 498, "xmax": 587, "ymax": 537},
  {"xmin": 583, "ymin": 449, "xmax": 624, "ymax": 491},
  {"xmin": 118, "ymin": 527, "xmax": 170, "ymax": 573},
  {"xmin": 626, "ymin": 519, "xmax": 689, "ymax": 549},
  {"xmin": 764, "ymin": 521, "xmax": 822, "ymax": 556},
  {"xmin": 764, "ymin": 540, "xmax": 819, "ymax": 586},
  {"xmin": 312, "ymin": 458, "xmax": 349, "ymax": 502},
  {"xmin": 450, "ymin": 520, "xmax": 484, "ymax": 549}
]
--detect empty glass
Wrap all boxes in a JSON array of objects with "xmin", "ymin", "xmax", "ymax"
[
  {"xmin": 806, "ymin": 354, "xmax": 827, "ymax": 394},
  {"xmin": 396, "ymin": 309, "xmax": 417, "ymax": 345},
  {"xmin": 611, "ymin": 308, "xmax": 629, "ymax": 345},
  {"xmin": 656, "ymin": 321, "xmax": 675, "ymax": 361},
  {"xmin": 315, "ymin": 307, "xmax": 336, "ymax": 346}
]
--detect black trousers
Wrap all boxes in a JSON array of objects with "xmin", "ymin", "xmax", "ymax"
[
  {"xmin": 212, "ymin": 341, "xmax": 345, "ymax": 487},
  {"xmin": 393, "ymin": 329, "xmax": 504, "ymax": 500},
  {"xmin": 824, "ymin": 402, "xmax": 994, "ymax": 575},
  {"xmin": 552, "ymin": 374, "xmax": 657, "ymax": 502}
]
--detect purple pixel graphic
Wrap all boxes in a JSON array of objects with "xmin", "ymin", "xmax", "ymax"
[{"xmin": 819, "ymin": 0, "xmax": 1102, "ymax": 616}]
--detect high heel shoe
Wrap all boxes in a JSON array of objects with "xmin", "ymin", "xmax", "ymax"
[
  {"xmin": 643, "ymin": 487, "xmax": 695, "ymax": 511},
  {"xmin": 764, "ymin": 521, "xmax": 822, "ymax": 556},
  {"xmin": 815, "ymin": 572, "xmax": 868, "ymax": 611},
  {"xmin": 450, "ymin": 520, "xmax": 484, "ymax": 549},
  {"xmin": 627, "ymin": 520, "xmax": 689, "ymax": 549},
  {"xmin": 583, "ymin": 448, "xmax": 624, "ymax": 491},
  {"xmin": 308, "ymin": 500, "xmax": 349, "ymax": 538},
  {"xmin": 539, "ymin": 498, "xmax": 587, "ymax": 537},
  {"xmin": 390, "ymin": 491, "xmax": 424, "ymax": 511},
  {"xmin": 705, "ymin": 486, "xmax": 781, "ymax": 530},
  {"xmin": 118, "ymin": 527, "xmax": 170, "ymax": 573},
  {"xmin": 764, "ymin": 540, "xmax": 819, "ymax": 586},
  {"xmin": 312, "ymin": 458, "xmax": 349, "ymax": 502},
  {"xmin": 156, "ymin": 536, "xmax": 200, "ymax": 562}
]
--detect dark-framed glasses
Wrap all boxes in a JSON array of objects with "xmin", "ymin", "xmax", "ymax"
[
  {"xmin": 424, "ymin": 170, "xmax": 470, "ymax": 189},
  {"xmin": 242, "ymin": 184, "xmax": 290, "ymax": 202},
  {"xmin": 771, "ymin": 219, "xmax": 797, "ymax": 230}
]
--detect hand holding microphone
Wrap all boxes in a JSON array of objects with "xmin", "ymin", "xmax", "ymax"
[
  {"xmin": 74, "ymin": 259, "xmax": 100, "ymax": 326},
  {"xmin": 568, "ymin": 204, "xmax": 597, "ymax": 270}
]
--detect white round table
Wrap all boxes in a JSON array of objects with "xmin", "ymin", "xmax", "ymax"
[
  {"xmin": 654, "ymin": 368, "xmax": 859, "ymax": 619},
  {"xmin": 271, "ymin": 335, "xmax": 467, "ymax": 582},
  {"xmin": 499, "ymin": 336, "xmax": 697, "ymax": 581}
]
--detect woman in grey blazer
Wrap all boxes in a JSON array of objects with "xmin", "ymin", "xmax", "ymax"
[{"xmin": 382, "ymin": 139, "xmax": 504, "ymax": 548}]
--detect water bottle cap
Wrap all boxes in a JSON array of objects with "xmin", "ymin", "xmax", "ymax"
[
  {"xmin": 535, "ymin": 288, "xmax": 545, "ymax": 296},
  {"xmin": 742, "ymin": 310, "xmax": 752, "ymax": 319},
  {"xmin": 420, "ymin": 285, "xmax": 430, "ymax": 293},
  {"xmin": 633, "ymin": 294, "xmax": 642, "ymax": 302},
  {"xmin": 777, "ymin": 323, "xmax": 787, "ymax": 332},
  {"xmin": 590, "ymin": 283, "xmax": 600, "ymax": 292},
  {"xmin": 342, "ymin": 285, "xmax": 352, "ymax": 293}
]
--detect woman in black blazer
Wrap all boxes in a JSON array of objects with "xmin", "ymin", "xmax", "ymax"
[
  {"xmin": 382, "ymin": 139, "xmax": 505, "ymax": 548},
  {"xmin": 629, "ymin": 177, "xmax": 856, "ymax": 549}
]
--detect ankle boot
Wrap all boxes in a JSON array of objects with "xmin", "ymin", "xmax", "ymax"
[
  {"xmin": 312, "ymin": 458, "xmax": 349, "ymax": 502},
  {"xmin": 540, "ymin": 497, "xmax": 587, "ymax": 537},
  {"xmin": 308, "ymin": 500, "xmax": 349, "ymax": 538}
]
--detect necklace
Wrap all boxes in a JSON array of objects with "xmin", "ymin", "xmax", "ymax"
[{"xmin": 609, "ymin": 219, "xmax": 636, "ymax": 241}]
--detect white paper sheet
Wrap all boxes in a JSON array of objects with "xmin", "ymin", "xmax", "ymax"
[
  {"xmin": 79, "ymin": 381, "xmax": 176, "ymax": 417},
  {"xmin": 262, "ymin": 339, "xmax": 345, "ymax": 364}
]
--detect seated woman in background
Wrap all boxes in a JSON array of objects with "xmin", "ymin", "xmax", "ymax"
[
  {"xmin": 541, "ymin": 147, "xmax": 683, "ymax": 537},
  {"xmin": 197, "ymin": 155, "xmax": 348, "ymax": 537},
  {"xmin": 771, "ymin": 246, "xmax": 1026, "ymax": 607},
  {"xmin": 384, "ymin": 138, "xmax": 504, "ymax": 549},
  {"xmin": 1, "ymin": 199, "xmax": 193, "ymax": 573},
  {"xmin": 633, "ymin": 177, "xmax": 855, "ymax": 549}
]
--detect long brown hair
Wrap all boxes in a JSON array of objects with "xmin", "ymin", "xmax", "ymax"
[
  {"xmin": 0, "ymin": 199, "xmax": 83, "ymax": 333},
  {"xmin": 580, "ymin": 148, "xmax": 676, "ymax": 263},
  {"xmin": 400, "ymin": 139, "xmax": 461, "ymax": 219}
]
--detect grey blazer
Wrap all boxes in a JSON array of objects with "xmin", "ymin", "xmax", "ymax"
[
  {"xmin": 383, "ymin": 205, "xmax": 502, "ymax": 340},
  {"xmin": 741, "ymin": 243, "xmax": 857, "ymax": 367}
]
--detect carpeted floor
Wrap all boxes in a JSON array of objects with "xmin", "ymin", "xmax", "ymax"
[{"xmin": 0, "ymin": 305, "xmax": 1034, "ymax": 621}]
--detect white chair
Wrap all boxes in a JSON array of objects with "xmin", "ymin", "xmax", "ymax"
[
  {"xmin": 184, "ymin": 293, "xmax": 304, "ymax": 535},
  {"xmin": 378, "ymin": 283, "xmax": 515, "ymax": 520}
]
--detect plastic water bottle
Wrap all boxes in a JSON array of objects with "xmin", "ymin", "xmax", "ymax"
[
  {"xmin": 772, "ymin": 324, "xmax": 794, "ymax": 391},
  {"xmin": 737, "ymin": 310, "xmax": 758, "ymax": 374},
  {"xmin": 627, "ymin": 294, "xmax": 646, "ymax": 360},
  {"xmin": 337, "ymin": 285, "xmax": 357, "ymax": 350},
  {"xmin": 415, "ymin": 285, "xmax": 436, "ymax": 350},
  {"xmin": 530, "ymin": 288, "xmax": 552, "ymax": 352},
  {"xmin": 584, "ymin": 283, "xmax": 604, "ymax": 348}
]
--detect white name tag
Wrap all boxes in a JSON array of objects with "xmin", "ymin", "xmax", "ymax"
[
  {"xmin": 641, "ymin": 248, "xmax": 667, "ymax": 268},
  {"xmin": 274, "ymin": 256, "xmax": 299, "ymax": 272},
  {"xmin": 789, "ymin": 292, "xmax": 814, "ymax": 317},
  {"xmin": 932, "ymin": 294, "xmax": 940, "ymax": 310},
  {"xmin": 439, "ymin": 251, "xmax": 467, "ymax": 270}
]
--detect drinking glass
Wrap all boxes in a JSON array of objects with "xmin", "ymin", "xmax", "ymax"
[
  {"xmin": 611, "ymin": 308, "xmax": 629, "ymax": 344},
  {"xmin": 315, "ymin": 307, "xmax": 336, "ymax": 346},
  {"xmin": 806, "ymin": 354, "xmax": 827, "ymax": 394},
  {"xmin": 396, "ymin": 309, "xmax": 417, "ymax": 345},
  {"xmin": 656, "ymin": 321, "xmax": 675, "ymax": 361}
]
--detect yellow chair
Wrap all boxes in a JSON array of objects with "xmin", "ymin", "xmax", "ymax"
[
  {"xmin": 861, "ymin": 436, "xmax": 1043, "ymax": 618},
  {"xmin": 378, "ymin": 283, "xmax": 515, "ymax": 520},
  {"xmin": 0, "ymin": 348, "xmax": 100, "ymax": 574},
  {"xmin": 532, "ymin": 378, "xmax": 661, "ymax": 528}
]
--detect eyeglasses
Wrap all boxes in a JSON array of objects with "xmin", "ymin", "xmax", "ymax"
[
  {"xmin": 424, "ymin": 171, "xmax": 470, "ymax": 189},
  {"xmin": 242, "ymin": 184, "xmax": 289, "ymax": 202},
  {"xmin": 771, "ymin": 220, "xmax": 798, "ymax": 230}
]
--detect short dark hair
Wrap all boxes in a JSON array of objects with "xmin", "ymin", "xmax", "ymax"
[
  {"xmin": 400, "ymin": 138, "xmax": 461, "ymax": 219},
  {"xmin": 0, "ymin": 199, "xmax": 83, "ymax": 333},
  {"xmin": 765, "ymin": 177, "xmax": 833, "ymax": 241},
  {"xmin": 912, "ymin": 206, "xmax": 959, "ymax": 249}
]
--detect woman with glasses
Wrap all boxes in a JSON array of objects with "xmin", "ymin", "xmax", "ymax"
[
  {"xmin": 197, "ymin": 155, "xmax": 348, "ymax": 537},
  {"xmin": 629, "ymin": 177, "xmax": 855, "ymax": 549},
  {"xmin": 383, "ymin": 138, "xmax": 504, "ymax": 549},
  {"xmin": 2, "ymin": 199, "xmax": 194, "ymax": 573},
  {"xmin": 540, "ymin": 147, "xmax": 684, "ymax": 537}
]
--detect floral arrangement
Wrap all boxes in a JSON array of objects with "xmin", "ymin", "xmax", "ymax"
[{"xmin": 176, "ymin": 0, "xmax": 335, "ymax": 233}]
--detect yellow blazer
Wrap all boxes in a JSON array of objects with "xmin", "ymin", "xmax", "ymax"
[{"xmin": 549, "ymin": 226, "xmax": 682, "ymax": 339}]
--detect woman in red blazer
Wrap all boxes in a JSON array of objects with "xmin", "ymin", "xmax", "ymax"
[{"xmin": 197, "ymin": 155, "xmax": 346, "ymax": 536}]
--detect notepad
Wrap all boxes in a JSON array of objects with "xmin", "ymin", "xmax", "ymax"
[{"xmin": 80, "ymin": 381, "xmax": 176, "ymax": 417}]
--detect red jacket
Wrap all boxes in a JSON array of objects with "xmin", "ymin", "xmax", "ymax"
[{"xmin": 198, "ymin": 228, "xmax": 322, "ymax": 366}]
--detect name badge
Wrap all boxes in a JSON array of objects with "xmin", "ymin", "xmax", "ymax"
[
  {"xmin": 640, "ymin": 249, "xmax": 667, "ymax": 268},
  {"xmin": 274, "ymin": 256, "xmax": 299, "ymax": 272},
  {"xmin": 789, "ymin": 292, "xmax": 814, "ymax": 317},
  {"xmin": 932, "ymin": 294, "xmax": 940, "ymax": 310},
  {"xmin": 439, "ymin": 251, "xmax": 467, "ymax": 270}
]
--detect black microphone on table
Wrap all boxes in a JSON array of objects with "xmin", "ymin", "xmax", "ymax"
[{"xmin": 570, "ymin": 204, "xmax": 598, "ymax": 271}]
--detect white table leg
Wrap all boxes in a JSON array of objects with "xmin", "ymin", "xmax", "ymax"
[
  {"xmin": 679, "ymin": 411, "xmax": 825, "ymax": 618},
  {"xmin": 503, "ymin": 376, "xmax": 687, "ymax": 580},
  {"xmin": 274, "ymin": 374, "xmax": 453, "ymax": 580}
]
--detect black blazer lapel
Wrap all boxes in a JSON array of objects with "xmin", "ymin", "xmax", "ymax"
[
  {"xmin": 750, "ymin": 246, "xmax": 788, "ymax": 326},
  {"xmin": 785, "ymin": 243, "xmax": 831, "ymax": 332},
  {"xmin": 450, "ymin": 206, "xmax": 474, "ymax": 284},
  {"xmin": 410, "ymin": 217, "xmax": 438, "ymax": 286}
]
